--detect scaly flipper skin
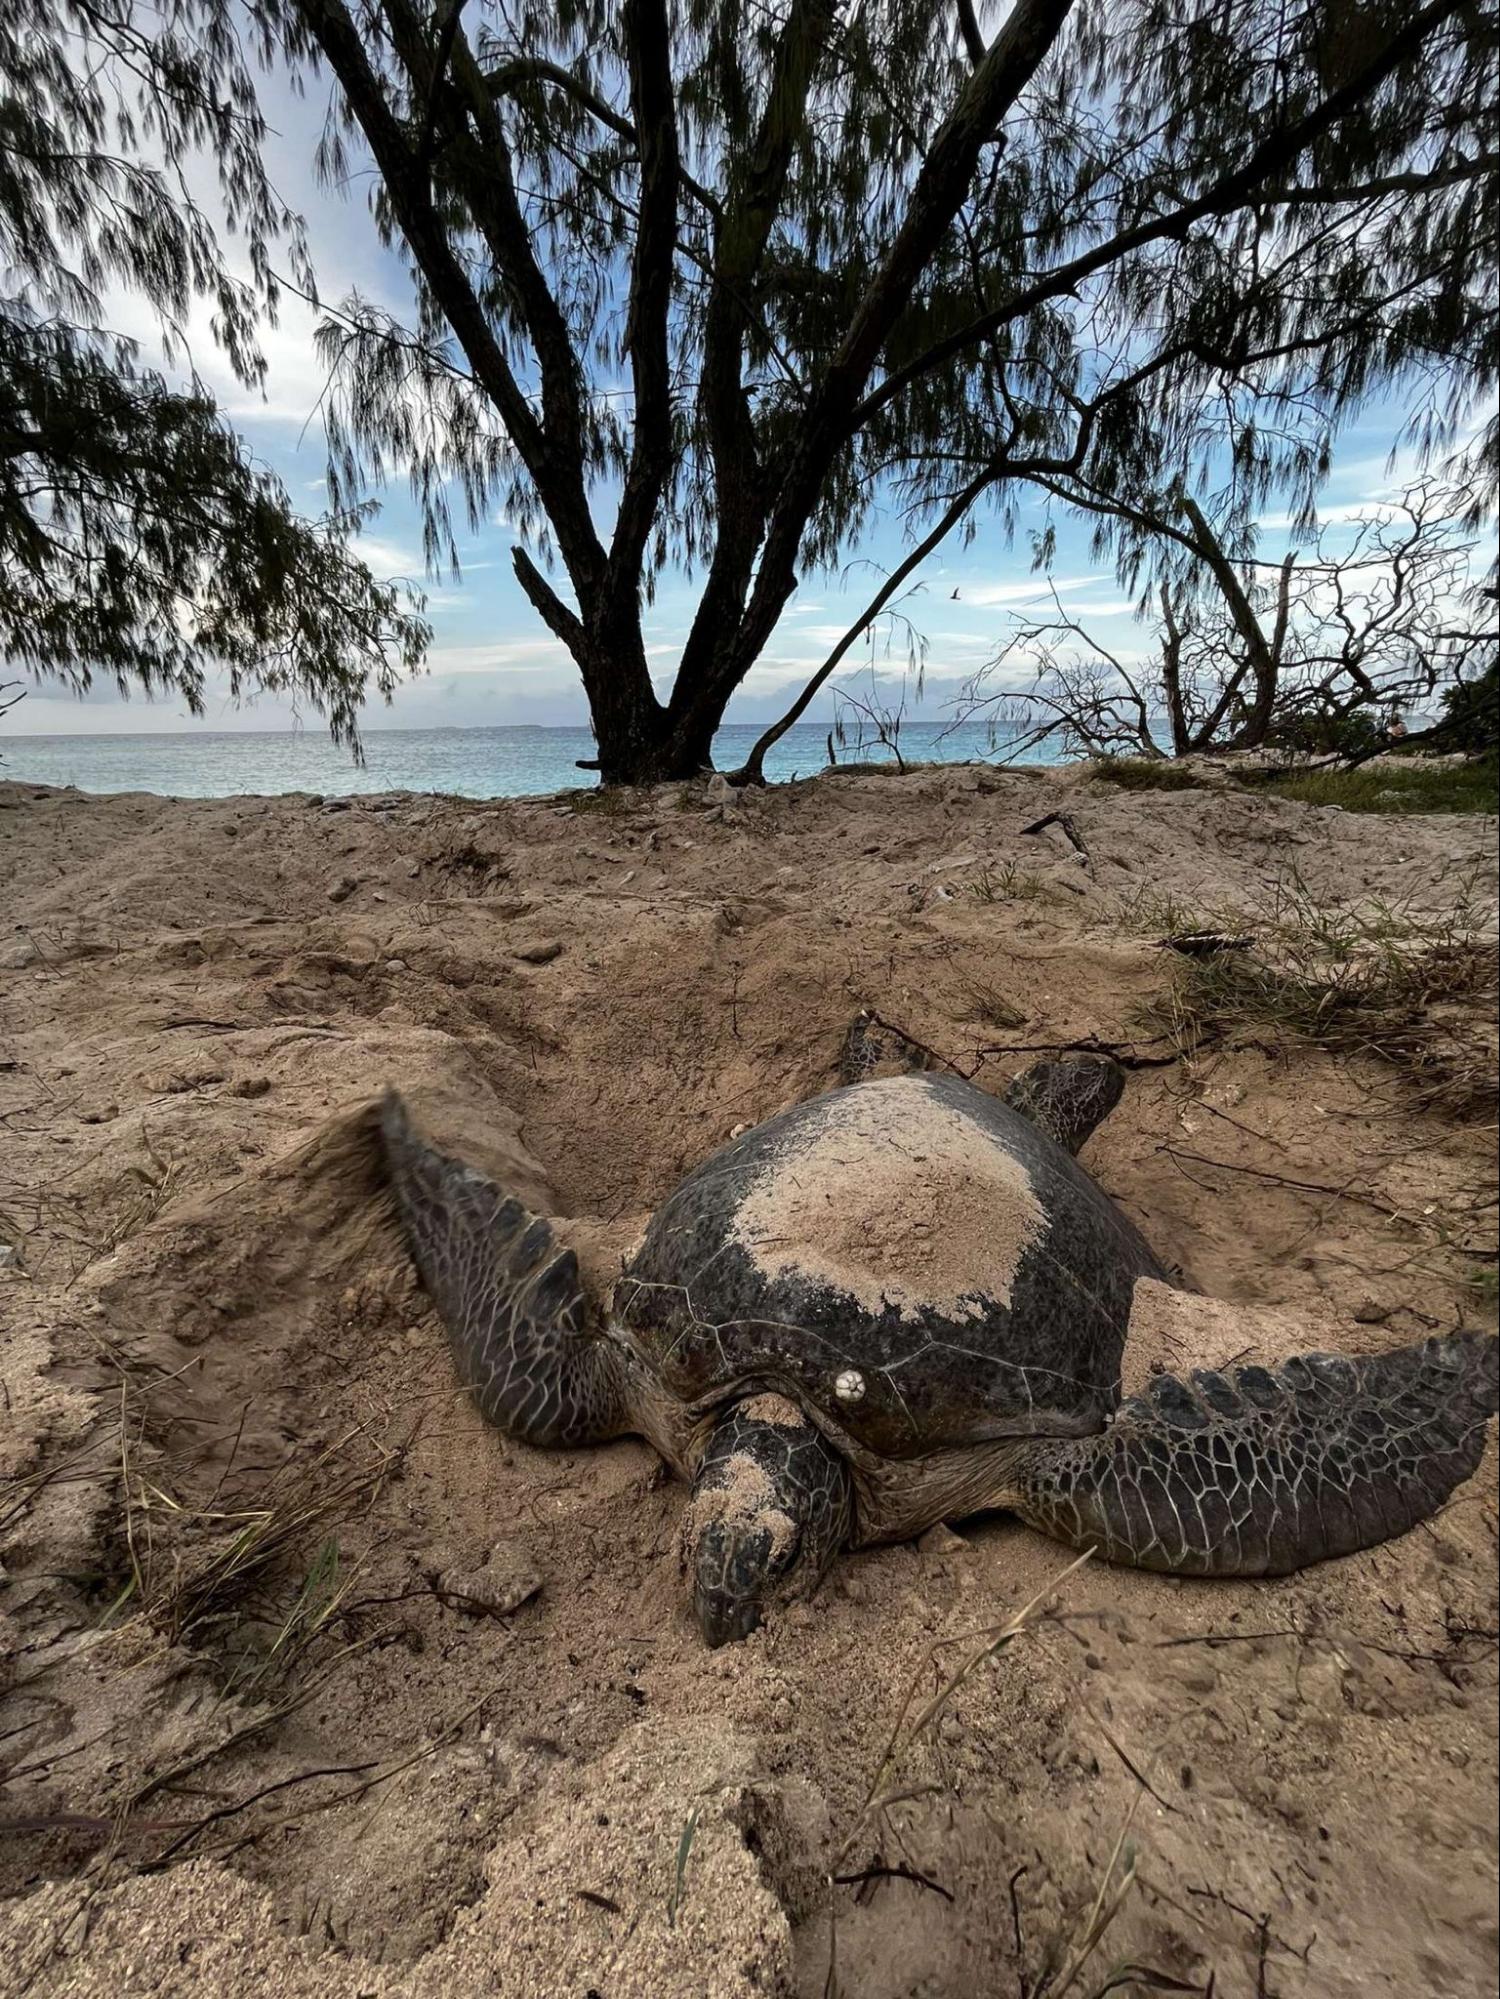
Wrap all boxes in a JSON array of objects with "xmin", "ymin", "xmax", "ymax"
[
  {"xmin": 1000, "ymin": 1055, "xmax": 1125, "ymax": 1157},
  {"xmin": 689, "ymin": 1401, "xmax": 855, "ymax": 1646},
  {"xmin": 1003, "ymin": 1334, "xmax": 1498, "ymax": 1574},
  {"xmin": 380, "ymin": 1091, "xmax": 628, "ymax": 1447}
]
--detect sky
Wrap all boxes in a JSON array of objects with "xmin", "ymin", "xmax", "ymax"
[{"xmin": 9, "ymin": 41, "xmax": 1481, "ymax": 743}]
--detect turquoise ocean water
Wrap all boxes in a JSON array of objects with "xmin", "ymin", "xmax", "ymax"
[{"xmin": 1, "ymin": 719, "xmax": 1036, "ymax": 800}]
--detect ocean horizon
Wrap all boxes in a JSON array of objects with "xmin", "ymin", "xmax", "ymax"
[{"xmin": 0, "ymin": 718, "xmax": 1045, "ymax": 801}]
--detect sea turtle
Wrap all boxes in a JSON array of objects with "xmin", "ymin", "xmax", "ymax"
[{"xmin": 379, "ymin": 1058, "xmax": 1497, "ymax": 1646}]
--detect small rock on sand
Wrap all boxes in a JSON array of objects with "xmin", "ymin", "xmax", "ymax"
[
  {"xmin": 1353, "ymin": 1298, "xmax": 1392, "ymax": 1324},
  {"xmin": 917, "ymin": 1522, "xmax": 970, "ymax": 1558}
]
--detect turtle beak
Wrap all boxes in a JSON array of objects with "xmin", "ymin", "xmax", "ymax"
[
  {"xmin": 693, "ymin": 1582, "xmax": 764, "ymax": 1649},
  {"xmin": 689, "ymin": 1513, "xmax": 785, "ymax": 1647}
]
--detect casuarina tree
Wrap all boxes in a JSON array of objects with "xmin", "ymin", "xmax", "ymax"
[
  {"xmin": 0, "ymin": 0, "xmax": 428, "ymax": 749},
  {"xmin": 258, "ymin": 0, "xmax": 1492, "ymax": 781},
  {"xmin": 16, "ymin": 0, "xmax": 1490, "ymax": 777}
]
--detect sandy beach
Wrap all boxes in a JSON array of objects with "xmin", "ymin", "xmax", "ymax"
[{"xmin": 2, "ymin": 760, "xmax": 1496, "ymax": 1997}]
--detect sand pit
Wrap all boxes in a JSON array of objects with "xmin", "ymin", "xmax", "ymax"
[{"xmin": 1, "ymin": 762, "xmax": 1496, "ymax": 1996}]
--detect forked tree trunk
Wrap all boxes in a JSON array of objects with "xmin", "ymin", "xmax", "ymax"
[
  {"xmin": 588, "ymin": 709, "xmax": 721, "ymax": 784},
  {"xmin": 572, "ymin": 614, "xmax": 728, "ymax": 783}
]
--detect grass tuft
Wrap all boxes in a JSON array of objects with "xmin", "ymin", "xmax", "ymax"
[
  {"xmin": 1113, "ymin": 884, "xmax": 1237, "ymax": 939},
  {"xmin": 960, "ymin": 980, "xmax": 1028, "ymax": 1030},
  {"xmin": 1256, "ymin": 753, "xmax": 1497, "ymax": 816},
  {"xmin": 668, "ymin": 1803, "xmax": 702, "ymax": 1928},
  {"xmin": 1088, "ymin": 759, "xmax": 1207, "ymax": 793},
  {"xmin": 570, "ymin": 785, "xmax": 637, "ymax": 816},
  {"xmin": 114, "ymin": 1410, "xmax": 403, "ymax": 1687},
  {"xmin": 1145, "ymin": 929, "xmax": 1498, "ymax": 1118},
  {"xmin": 967, "ymin": 860, "xmax": 1065, "ymax": 904}
]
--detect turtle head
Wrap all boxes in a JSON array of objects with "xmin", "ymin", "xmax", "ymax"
[{"xmin": 685, "ymin": 1396, "xmax": 854, "ymax": 1647}]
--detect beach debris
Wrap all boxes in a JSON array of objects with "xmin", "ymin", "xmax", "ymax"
[
  {"xmin": 917, "ymin": 1522, "xmax": 969, "ymax": 1558},
  {"xmin": 1021, "ymin": 809, "xmax": 1090, "ymax": 860},
  {"xmin": 1158, "ymin": 931, "xmax": 1254, "ymax": 957},
  {"xmin": 1353, "ymin": 1299, "xmax": 1393, "ymax": 1324}
]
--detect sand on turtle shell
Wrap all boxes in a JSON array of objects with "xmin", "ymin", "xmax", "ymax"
[{"xmin": 730, "ymin": 1075, "xmax": 1046, "ymax": 1324}]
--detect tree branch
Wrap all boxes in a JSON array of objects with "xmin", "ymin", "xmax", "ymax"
[
  {"xmin": 672, "ymin": 0, "xmax": 840, "ymax": 714},
  {"xmin": 414, "ymin": 0, "xmax": 467, "ymax": 165},
  {"xmin": 483, "ymin": 55, "xmax": 722, "ymax": 219},
  {"xmin": 680, "ymin": 0, "xmax": 1076, "ymax": 743},
  {"xmin": 956, "ymin": 0, "xmax": 987, "ymax": 67},
  {"xmin": 606, "ymin": 0, "xmax": 681, "ymax": 599},
  {"xmin": 1177, "ymin": 494, "xmax": 1277, "ymax": 746},
  {"xmin": 510, "ymin": 544, "xmax": 587, "ymax": 657},
  {"xmin": 731, "ymin": 461, "xmax": 1003, "ymax": 783},
  {"xmin": 850, "ymin": 0, "xmax": 1470, "ymax": 431},
  {"xmin": 293, "ymin": 0, "xmax": 605, "ymax": 601}
]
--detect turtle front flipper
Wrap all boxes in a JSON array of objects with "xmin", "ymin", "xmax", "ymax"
[
  {"xmin": 380, "ymin": 1091, "xmax": 628, "ymax": 1447},
  {"xmin": 998, "ymin": 1334, "xmax": 1497, "ymax": 1575}
]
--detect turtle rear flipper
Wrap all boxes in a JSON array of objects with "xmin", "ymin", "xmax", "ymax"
[
  {"xmin": 1000, "ymin": 1334, "xmax": 1497, "ymax": 1575},
  {"xmin": 381, "ymin": 1091, "xmax": 628, "ymax": 1447},
  {"xmin": 1001, "ymin": 1055, "xmax": 1125, "ymax": 1156}
]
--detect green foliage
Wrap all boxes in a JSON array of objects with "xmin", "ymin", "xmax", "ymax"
[
  {"xmin": 1264, "ymin": 710, "xmax": 1388, "ymax": 761},
  {"xmin": 230, "ymin": 0, "xmax": 1495, "ymax": 777},
  {"xmin": 0, "ymin": 0, "xmax": 429, "ymax": 748},
  {"xmin": 1088, "ymin": 758, "xmax": 1205, "ymax": 792},
  {"xmin": 1259, "ymin": 753, "xmax": 1498, "ymax": 815},
  {"xmin": 1439, "ymin": 663, "xmax": 1500, "ymax": 756}
]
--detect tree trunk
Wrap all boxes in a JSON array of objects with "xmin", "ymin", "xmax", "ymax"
[
  {"xmin": 589, "ymin": 711, "xmax": 720, "ymax": 784},
  {"xmin": 1178, "ymin": 496, "xmax": 1279, "ymax": 749},
  {"xmin": 577, "ymin": 619, "xmax": 723, "ymax": 784}
]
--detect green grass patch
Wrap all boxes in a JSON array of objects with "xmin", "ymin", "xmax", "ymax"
[
  {"xmin": 1258, "ymin": 753, "xmax": 1497, "ymax": 815},
  {"xmin": 1087, "ymin": 757, "xmax": 1207, "ymax": 792},
  {"xmin": 966, "ymin": 860, "xmax": 1066, "ymax": 904},
  {"xmin": 1144, "ymin": 931, "xmax": 1498, "ymax": 1119}
]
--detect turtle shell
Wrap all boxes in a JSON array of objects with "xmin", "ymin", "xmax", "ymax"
[{"xmin": 614, "ymin": 1073, "xmax": 1171, "ymax": 1459}]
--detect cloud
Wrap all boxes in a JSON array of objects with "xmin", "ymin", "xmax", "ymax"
[
  {"xmin": 348, "ymin": 533, "xmax": 429, "ymax": 580},
  {"xmin": 953, "ymin": 572, "xmax": 1112, "ymax": 607},
  {"xmin": 420, "ymin": 637, "xmax": 575, "ymax": 677}
]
